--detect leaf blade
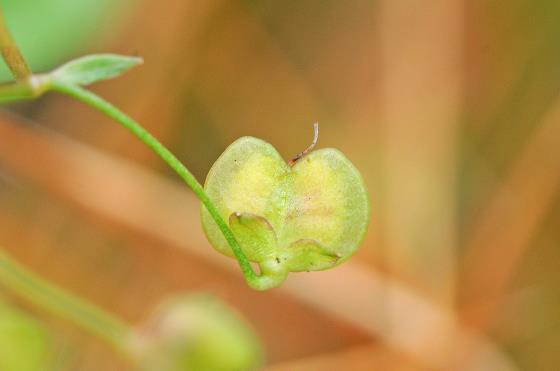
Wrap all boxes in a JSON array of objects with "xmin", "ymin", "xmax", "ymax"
[{"xmin": 52, "ymin": 53, "xmax": 143, "ymax": 86}]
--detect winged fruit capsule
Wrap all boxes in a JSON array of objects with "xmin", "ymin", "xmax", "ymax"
[{"xmin": 201, "ymin": 129, "xmax": 370, "ymax": 289}]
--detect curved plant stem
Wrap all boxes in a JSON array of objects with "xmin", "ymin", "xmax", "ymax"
[
  {"xmin": 0, "ymin": 249, "xmax": 132, "ymax": 354},
  {"xmin": 0, "ymin": 4, "xmax": 277, "ymax": 289},
  {"xmin": 50, "ymin": 81, "xmax": 274, "ymax": 290},
  {"xmin": 0, "ymin": 76, "xmax": 46, "ymax": 102},
  {"xmin": 0, "ymin": 9, "xmax": 30, "ymax": 81},
  {"xmin": 0, "ymin": 80, "xmax": 33, "ymax": 101}
]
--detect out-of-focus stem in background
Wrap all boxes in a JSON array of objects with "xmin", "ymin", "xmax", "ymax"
[
  {"xmin": 379, "ymin": 0, "xmax": 463, "ymax": 306},
  {"xmin": 0, "ymin": 249, "xmax": 132, "ymax": 354},
  {"xmin": 0, "ymin": 9, "xmax": 30, "ymax": 81},
  {"xmin": 378, "ymin": 0, "xmax": 463, "ymax": 366}
]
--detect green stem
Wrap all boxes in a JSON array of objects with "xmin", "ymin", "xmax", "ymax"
[
  {"xmin": 0, "ymin": 4, "xmax": 280, "ymax": 289},
  {"xmin": 0, "ymin": 249, "xmax": 131, "ymax": 353},
  {"xmin": 0, "ymin": 75, "xmax": 48, "ymax": 102},
  {"xmin": 50, "ymin": 81, "xmax": 275, "ymax": 290},
  {"xmin": 0, "ymin": 9, "xmax": 31, "ymax": 81}
]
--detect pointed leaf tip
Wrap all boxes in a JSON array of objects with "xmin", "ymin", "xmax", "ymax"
[{"xmin": 52, "ymin": 54, "xmax": 143, "ymax": 86}]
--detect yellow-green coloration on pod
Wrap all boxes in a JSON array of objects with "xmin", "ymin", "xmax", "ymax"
[
  {"xmin": 201, "ymin": 136, "xmax": 370, "ymax": 288},
  {"xmin": 0, "ymin": 299, "xmax": 50, "ymax": 371}
]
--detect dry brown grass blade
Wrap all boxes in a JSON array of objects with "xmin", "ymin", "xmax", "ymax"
[
  {"xmin": 265, "ymin": 343, "xmax": 431, "ymax": 371},
  {"xmin": 0, "ymin": 115, "xmax": 517, "ymax": 370},
  {"xmin": 379, "ymin": 0, "xmax": 464, "ymax": 306},
  {"xmin": 281, "ymin": 263, "xmax": 517, "ymax": 371},
  {"xmin": 462, "ymin": 94, "xmax": 560, "ymax": 328}
]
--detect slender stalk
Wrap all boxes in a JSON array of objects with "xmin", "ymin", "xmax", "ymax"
[
  {"xmin": 0, "ymin": 249, "xmax": 131, "ymax": 353},
  {"xmin": 0, "ymin": 9, "xmax": 31, "ymax": 81},
  {"xmin": 0, "ymin": 80, "xmax": 33, "ymax": 101},
  {"xmin": 0, "ymin": 75, "xmax": 48, "ymax": 102},
  {"xmin": 0, "ymin": 5, "xmax": 277, "ymax": 289},
  {"xmin": 288, "ymin": 122, "xmax": 319, "ymax": 166},
  {"xmin": 50, "ymin": 81, "xmax": 272, "ymax": 290}
]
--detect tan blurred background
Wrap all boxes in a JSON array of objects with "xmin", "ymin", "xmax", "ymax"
[{"xmin": 0, "ymin": 0, "xmax": 559, "ymax": 369}]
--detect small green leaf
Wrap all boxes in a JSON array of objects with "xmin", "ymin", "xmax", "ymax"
[
  {"xmin": 281, "ymin": 239, "xmax": 340, "ymax": 272},
  {"xmin": 51, "ymin": 54, "xmax": 142, "ymax": 86},
  {"xmin": 229, "ymin": 212, "xmax": 277, "ymax": 262}
]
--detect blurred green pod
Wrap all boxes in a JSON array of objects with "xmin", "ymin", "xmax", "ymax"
[
  {"xmin": 0, "ymin": 299, "xmax": 50, "ymax": 371},
  {"xmin": 129, "ymin": 294, "xmax": 263, "ymax": 371}
]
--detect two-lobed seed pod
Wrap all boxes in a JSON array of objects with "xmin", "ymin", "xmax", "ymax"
[{"xmin": 201, "ymin": 133, "xmax": 370, "ymax": 288}]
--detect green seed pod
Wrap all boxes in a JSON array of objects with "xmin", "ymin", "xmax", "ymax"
[
  {"xmin": 0, "ymin": 300, "xmax": 50, "ymax": 371},
  {"xmin": 129, "ymin": 294, "xmax": 263, "ymax": 371},
  {"xmin": 201, "ymin": 132, "xmax": 370, "ymax": 288}
]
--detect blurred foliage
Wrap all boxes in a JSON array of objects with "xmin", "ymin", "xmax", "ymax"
[{"xmin": 0, "ymin": 0, "xmax": 133, "ymax": 82}]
